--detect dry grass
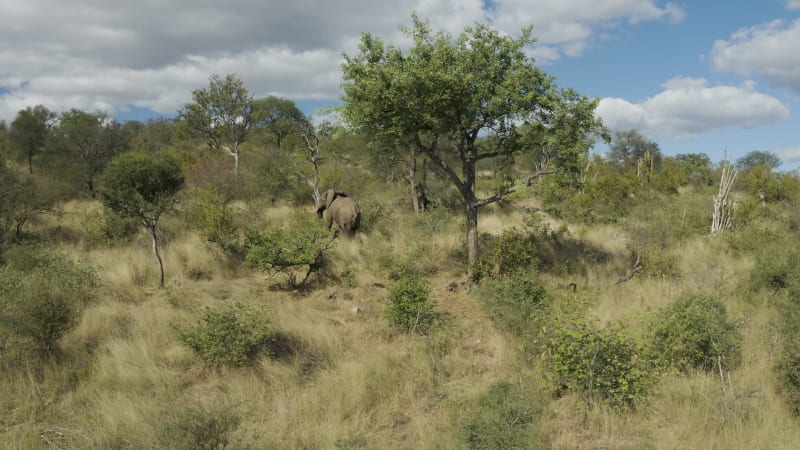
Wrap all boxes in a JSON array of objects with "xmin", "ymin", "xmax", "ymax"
[{"xmin": 3, "ymin": 197, "xmax": 800, "ymax": 449}]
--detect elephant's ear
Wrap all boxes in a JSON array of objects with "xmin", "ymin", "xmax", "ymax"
[{"xmin": 325, "ymin": 189, "xmax": 336, "ymax": 209}]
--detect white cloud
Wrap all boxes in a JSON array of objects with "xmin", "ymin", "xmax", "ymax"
[
  {"xmin": 788, "ymin": 1, "xmax": 800, "ymax": 10},
  {"xmin": 596, "ymin": 77, "xmax": 789, "ymax": 139},
  {"xmin": 777, "ymin": 146, "xmax": 800, "ymax": 163},
  {"xmin": 0, "ymin": 0, "xmax": 685, "ymax": 121},
  {"xmin": 711, "ymin": 19, "xmax": 800, "ymax": 91}
]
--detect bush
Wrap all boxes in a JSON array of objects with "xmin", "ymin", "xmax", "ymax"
[
  {"xmin": 81, "ymin": 208, "xmax": 139, "ymax": 248},
  {"xmin": 244, "ymin": 213, "xmax": 336, "ymax": 287},
  {"xmin": 0, "ymin": 247, "xmax": 97, "ymax": 359},
  {"xmin": 386, "ymin": 276, "xmax": 436, "ymax": 334},
  {"xmin": 777, "ymin": 305, "xmax": 800, "ymax": 416},
  {"xmin": 176, "ymin": 302, "xmax": 273, "ymax": 367},
  {"xmin": 543, "ymin": 319, "xmax": 657, "ymax": 410},
  {"xmin": 179, "ymin": 186, "xmax": 239, "ymax": 251},
  {"xmin": 750, "ymin": 245, "xmax": 800, "ymax": 292},
  {"xmin": 478, "ymin": 229, "xmax": 538, "ymax": 279},
  {"xmin": 157, "ymin": 401, "xmax": 240, "ymax": 450},
  {"xmin": 478, "ymin": 274, "xmax": 547, "ymax": 338},
  {"xmin": 649, "ymin": 295, "xmax": 742, "ymax": 372},
  {"xmin": 460, "ymin": 381, "xmax": 547, "ymax": 449}
]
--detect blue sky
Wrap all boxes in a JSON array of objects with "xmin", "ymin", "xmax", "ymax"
[{"xmin": 1, "ymin": 1, "xmax": 798, "ymax": 168}]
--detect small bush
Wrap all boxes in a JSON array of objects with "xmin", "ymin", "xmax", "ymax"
[
  {"xmin": 543, "ymin": 318, "xmax": 657, "ymax": 410},
  {"xmin": 649, "ymin": 295, "xmax": 742, "ymax": 372},
  {"xmin": 478, "ymin": 274, "xmax": 547, "ymax": 338},
  {"xmin": 176, "ymin": 302, "xmax": 273, "ymax": 367},
  {"xmin": 478, "ymin": 229, "xmax": 538, "ymax": 279},
  {"xmin": 750, "ymin": 245, "xmax": 800, "ymax": 292},
  {"xmin": 179, "ymin": 186, "xmax": 239, "ymax": 251},
  {"xmin": 0, "ymin": 247, "xmax": 97, "ymax": 359},
  {"xmin": 460, "ymin": 381, "xmax": 547, "ymax": 449},
  {"xmin": 157, "ymin": 401, "xmax": 240, "ymax": 450},
  {"xmin": 81, "ymin": 208, "xmax": 139, "ymax": 248},
  {"xmin": 386, "ymin": 276, "xmax": 436, "ymax": 334}
]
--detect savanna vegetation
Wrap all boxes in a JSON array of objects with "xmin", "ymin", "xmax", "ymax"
[{"xmin": 2, "ymin": 16, "xmax": 800, "ymax": 449}]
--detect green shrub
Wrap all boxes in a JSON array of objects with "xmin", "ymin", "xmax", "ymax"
[
  {"xmin": 543, "ymin": 319, "xmax": 657, "ymax": 410},
  {"xmin": 478, "ymin": 274, "xmax": 547, "ymax": 337},
  {"xmin": 179, "ymin": 186, "xmax": 239, "ymax": 250},
  {"xmin": 776, "ymin": 305, "xmax": 800, "ymax": 416},
  {"xmin": 244, "ymin": 213, "xmax": 336, "ymax": 287},
  {"xmin": 157, "ymin": 401, "xmax": 240, "ymax": 450},
  {"xmin": 0, "ymin": 247, "xmax": 97, "ymax": 359},
  {"xmin": 176, "ymin": 302, "xmax": 273, "ymax": 367},
  {"xmin": 750, "ymin": 246, "xmax": 800, "ymax": 292},
  {"xmin": 478, "ymin": 229, "xmax": 538, "ymax": 279},
  {"xmin": 81, "ymin": 208, "xmax": 139, "ymax": 248},
  {"xmin": 649, "ymin": 295, "xmax": 742, "ymax": 372},
  {"xmin": 460, "ymin": 381, "xmax": 547, "ymax": 449},
  {"xmin": 386, "ymin": 277, "xmax": 436, "ymax": 334}
]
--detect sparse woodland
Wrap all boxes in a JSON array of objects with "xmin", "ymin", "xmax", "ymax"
[{"xmin": 4, "ymin": 19, "xmax": 800, "ymax": 450}]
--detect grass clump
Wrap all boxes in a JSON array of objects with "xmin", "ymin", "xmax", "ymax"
[
  {"xmin": 176, "ymin": 302, "xmax": 273, "ymax": 367},
  {"xmin": 649, "ymin": 295, "xmax": 742, "ymax": 373},
  {"xmin": 157, "ymin": 400, "xmax": 241, "ymax": 450},
  {"xmin": 478, "ymin": 273, "xmax": 547, "ymax": 338}
]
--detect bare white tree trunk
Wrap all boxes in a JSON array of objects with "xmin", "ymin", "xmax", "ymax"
[{"xmin": 711, "ymin": 163, "xmax": 738, "ymax": 235}]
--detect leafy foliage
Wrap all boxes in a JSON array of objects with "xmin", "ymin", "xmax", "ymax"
[
  {"xmin": 101, "ymin": 152, "xmax": 184, "ymax": 223},
  {"xmin": 0, "ymin": 247, "xmax": 97, "ymax": 360},
  {"xmin": 478, "ymin": 273, "xmax": 547, "ymax": 338},
  {"xmin": 8, "ymin": 105, "xmax": 55, "ymax": 174},
  {"xmin": 244, "ymin": 213, "xmax": 336, "ymax": 286},
  {"xmin": 543, "ymin": 316, "xmax": 658, "ymax": 410},
  {"xmin": 477, "ymin": 229, "xmax": 538, "ymax": 279},
  {"xmin": 48, "ymin": 109, "xmax": 128, "ymax": 197},
  {"xmin": 649, "ymin": 295, "xmax": 742, "ymax": 372},
  {"xmin": 460, "ymin": 381, "xmax": 547, "ymax": 449},
  {"xmin": 385, "ymin": 276, "xmax": 437, "ymax": 334},
  {"xmin": 176, "ymin": 302, "xmax": 273, "ymax": 367},
  {"xmin": 179, "ymin": 186, "xmax": 239, "ymax": 251}
]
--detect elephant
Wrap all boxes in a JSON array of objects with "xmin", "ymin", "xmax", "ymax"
[{"xmin": 316, "ymin": 189, "xmax": 361, "ymax": 236}]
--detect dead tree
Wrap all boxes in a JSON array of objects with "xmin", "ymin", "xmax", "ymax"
[{"xmin": 711, "ymin": 163, "xmax": 738, "ymax": 235}]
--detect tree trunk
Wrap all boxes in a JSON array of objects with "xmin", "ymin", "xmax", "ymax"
[
  {"xmin": 463, "ymin": 153, "xmax": 479, "ymax": 286},
  {"xmin": 312, "ymin": 154, "xmax": 321, "ymax": 206},
  {"xmin": 87, "ymin": 177, "xmax": 96, "ymax": 198},
  {"xmin": 410, "ymin": 151, "xmax": 421, "ymax": 213},
  {"xmin": 233, "ymin": 150, "xmax": 240, "ymax": 177},
  {"xmin": 149, "ymin": 224, "xmax": 165, "ymax": 288},
  {"xmin": 466, "ymin": 201, "xmax": 479, "ymax": 285},
  {"xmin": 28, "ymin": 155, "xmax": 33, "ymax": 174}
]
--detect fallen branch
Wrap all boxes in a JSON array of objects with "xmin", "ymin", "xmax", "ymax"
[{"xmin": 617, "ymin": 251, "xmax": 643, "ymax": 284}]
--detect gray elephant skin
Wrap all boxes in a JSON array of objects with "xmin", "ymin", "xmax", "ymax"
[{"xmin": 316, "ymin": 189, "xmax": 361, "ymax": 236}]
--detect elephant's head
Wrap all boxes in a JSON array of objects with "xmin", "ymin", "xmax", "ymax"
[{"xmin": 316, "ymin": 189, "xmax": 341, "ymax": 218}]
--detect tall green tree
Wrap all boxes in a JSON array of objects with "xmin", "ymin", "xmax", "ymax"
[
  {"xmin": 608, "ymin": 129, "xmax": 662, "ymax": 172},
  {"xmin": 341, "ymin": 16, "xmax": 604, "ymax": 283},
  {"xmin": 9, "ymin": 105, "xmax": 56, "ymax": 174},
  {"xmin": 50, "ymin": 109, "xmax": 127, "ymax": 197},
  {"xmin": 252, "ymin": 96, "xmax": 307, "ymax": 149},
  {"xmin": 101, "ymin": 152, "xmax": 184, "ymax": 287},
  {"xmin": 735, "ymin": 150, "xmax": 781, "ymax": 170},
  {"xmin": 180, "ymin": 74, "xmax": 254, "ymax": 176}
]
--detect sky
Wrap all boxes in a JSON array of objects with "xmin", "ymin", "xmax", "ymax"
[{"xmin": 1, "ymin": 0, "xmax": 799, "ymax": 168}]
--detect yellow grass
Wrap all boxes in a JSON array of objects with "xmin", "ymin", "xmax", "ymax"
[{"xmin": 4, "ymin": 197, "xmax": 800, "ymax": 449}]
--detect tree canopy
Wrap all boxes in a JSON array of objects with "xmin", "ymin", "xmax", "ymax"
[
  {"xmin": 180, "ymin": 74, "xmax": 255, "ymax": 176},
  {"xmin": 340, "ymin": 15, "xmax": 604, "ymax": 283},
  {"xmin": 9, "ymin": 105, "xmax": 55, "ymax": 174},
  {"xmin": 735, "ymin": 150, "xmax": 782, "ymax": 170},
  {"xmin": 101, "ymin": 152, "xmax": 184, "ymax": 287}
]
